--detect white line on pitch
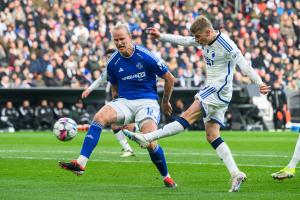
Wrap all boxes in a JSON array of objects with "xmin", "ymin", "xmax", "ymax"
[
  {"xmin": 0, "ymin": 149, "xmax": 290, "ymax": 158},
  {"xmin": 0, "ymin": 155, "xmax": 293, "ymax": 169}
]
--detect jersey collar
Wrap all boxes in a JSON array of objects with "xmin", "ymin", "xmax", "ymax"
[{"xmin": 208, "ymin": 31, "xmax": 221, "ymax": 46}]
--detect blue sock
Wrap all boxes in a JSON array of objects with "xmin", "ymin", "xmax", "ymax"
[
  {"xmin": 80, "ymin": 121, "xmax": 102, "ymax": 158},
  {"xmin": 148, "ymin": 145, "xmax": 168, "ymax": 177},
  {"xmin": 210, "ymin": 137, "xmax": 224, "ymax": 150}
]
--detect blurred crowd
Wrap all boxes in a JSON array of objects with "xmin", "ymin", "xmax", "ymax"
[
  {"xmin": 0, "ymin": 0, "xmax": 298, "ymax": 91},
  {"xmin": 0, "ymin": 99, "xmax": 91, "ymax": 131}
]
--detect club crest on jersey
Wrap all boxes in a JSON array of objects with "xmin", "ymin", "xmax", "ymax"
[
  {"xmin": 136, "ymin": 62, "xmax": 144, "ymax": 69},
  {"xmin": 205, "ymin": 49, "xmax": 216, "ymax": 66}
]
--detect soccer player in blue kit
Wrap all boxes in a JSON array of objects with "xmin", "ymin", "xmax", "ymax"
[{"xmin": 59, "ymin": 23, "xmax": 177, "ymax": 187}]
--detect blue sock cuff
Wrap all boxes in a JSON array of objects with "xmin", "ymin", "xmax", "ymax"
[
  {"xmin": 113, "ymin": 128, "xmax": 121, "ymax": 134},
  {"xmin": 91, "ymin": 121, "xmax": 103, "ymax": 129},
  {"xmin": 176, "ymin": 117, "xmax": 190, "ymax": 129},
  {"xmin": 149, "ymin": 145, "xmax": 160, "ymax": 154},
  {"xmin": 210, "ymin": 137, "xmax": 224, "ymax": 149}
]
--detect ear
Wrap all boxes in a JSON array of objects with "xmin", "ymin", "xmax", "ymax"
[{"xmin": 206, "ymin": 29, "xmax": 211, "ymax": 36}]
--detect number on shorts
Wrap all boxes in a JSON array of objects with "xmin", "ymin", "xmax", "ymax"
[{"xmin": 146, "ymin": 107, "xmax": 154, "ymax": 116}]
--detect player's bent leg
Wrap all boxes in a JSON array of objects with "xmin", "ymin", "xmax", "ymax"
[
  {"xmin": 271, "ymin": 167, "xmax": 295, "ymax": 180},
  {"xmin": 123, "ymin": 100, "xmax": 203, "ymax": 145},
  {"xmin": 59, "ymin": 105, "xmax": 118, "ymax": 174}
]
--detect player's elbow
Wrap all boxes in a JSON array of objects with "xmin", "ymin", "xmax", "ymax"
[{"xmin": 165, "ymin": 72, "xmax": 175, "ymax": 86}]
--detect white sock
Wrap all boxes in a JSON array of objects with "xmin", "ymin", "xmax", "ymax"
[
  {"xmin": 163, "ymin": 173, "xmax": 171, "ymax": 179},
  {"xmin": 287, "ymin": 135, "xmax": 300, "ymax": 169},
  {"xmin": 215, "ymin": 142, "xmax": 239, "ymax": 175},
  {"xmin": 115, "ymin": 131, "xmax": 133, "ymax": 152},
  {"xmin": 144, "ymin": 121, "xmax": 185, "ymax": 141},
  {"xmin": 77, "ymin": 155, "xmax": 88, "ymax": 168}
]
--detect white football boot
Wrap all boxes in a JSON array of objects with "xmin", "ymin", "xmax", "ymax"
[
  {"xmin": 229, "ymin": 171, "xmax": 247, "ymax": 192},
  {"xmin": 122, "ymin": 129, "xmax": 150, "ymax": 148}
]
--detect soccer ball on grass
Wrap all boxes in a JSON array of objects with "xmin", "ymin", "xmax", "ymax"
[{"xmin": 53, "ymin": 117, "xmax": 77, "ymax": 141}]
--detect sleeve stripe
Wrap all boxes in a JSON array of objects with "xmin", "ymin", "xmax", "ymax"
[
  {"xmin": 105, "ymin": 51, "xmax": 118, "ymax": 69},
  {"xmin": 136, "ymin": 46, "xmax": 159, "ymax": 62},
  {"xmin": 217, "ymin": 36, "xmax": 233, "ymax": 52},
  {"xmin": 219, "ymin": 36, "xmax": 233, "ymax": 50},
  {"xmin": 106, "ymin": 51, "xmax": 118, "ymax": 65}
]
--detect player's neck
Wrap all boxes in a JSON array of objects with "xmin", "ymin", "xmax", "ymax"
[
  {"xmin": 120, "ymin": 44, "xmax": 135, "ymax": 57},
  {"xmin": 210, "ymin": 31, "xmax": 218, "ymax": 43}
]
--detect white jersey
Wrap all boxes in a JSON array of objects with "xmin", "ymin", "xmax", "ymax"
[{"xmin": 160, "ymin": 32, "xmax": 263, "ymax": 106}]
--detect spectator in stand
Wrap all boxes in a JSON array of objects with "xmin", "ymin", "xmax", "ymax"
[
  {"xmin": 0, "ymin": 0, "xmax": 299, "ymax": 134},
  {"xmin": 267, "ymin": 80, "xmax": 288, "ymax": 131},
  {"xmin": 19, "ymin": 100, "xmax": 35, "ymax": 129},
  {"xmin": 53, "ymin": 101, "xmax": 70, "ymax": 120},
  {"xmin": 0, "ymin": 75, "xmax": 10, "ymax": 88},
  {"xmin": 1, "ymin": 101, "xmax": 19, "ymax": 131},
  {"xmin": 34, "ymin": 99, "xmax": 54, "ymax": 130},
  {"xmin": 70, "ymin": 99, "xmax": 90, "ymax": 125}
]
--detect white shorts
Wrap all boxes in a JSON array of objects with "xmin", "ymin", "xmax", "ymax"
[
  {"xmin": 107, "ymin": 98, "xmax": 160, "ymax": 127},
  {"xmin": 195, "ymin": 90, "xmax": 228, "ymax": 127}
]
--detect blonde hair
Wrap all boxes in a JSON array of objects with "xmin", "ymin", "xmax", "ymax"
[
  {"xmin": 112, "ymin": 22, "xmax": 131, "ymax": 35},
  {"xmin": 190, "ymin": 16, "xmax": 213, "ymax": 34}
]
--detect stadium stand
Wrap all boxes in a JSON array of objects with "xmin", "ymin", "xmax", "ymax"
[{"xmin": 0, "ymin": 0, "xmax": 299, "ymax": 131}]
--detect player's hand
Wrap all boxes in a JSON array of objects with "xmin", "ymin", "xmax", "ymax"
[
  {"xmin": 146, "ymin": 27, "xmax": 160, "ymax": 40},
  {"xmin": 81, "ymin": 89, "xmax": 91, "ymax": 99},
  {"xmin": 162, "ymin": 101, "xmax": 173, "ymax": 116},
  {"xmin": 259, "ymin": 84, "xmax": 271, "ymax": 95}
]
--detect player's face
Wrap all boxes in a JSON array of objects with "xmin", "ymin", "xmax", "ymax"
[
  {"xmin": 193, "ymin": 29, "xmax": 211, "ymax": 45},
  {"xmin": 112, "ymin": 28, "xmax": 133, "ymax": 56}
]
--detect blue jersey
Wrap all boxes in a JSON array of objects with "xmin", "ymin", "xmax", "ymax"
[{"xmin": 107, "ymin": 45, "xmax": 168, "ymax": 100}]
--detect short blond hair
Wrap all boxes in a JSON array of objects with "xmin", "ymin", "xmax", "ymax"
[
  {"xmin": 190, "ymin": 16, "xmax": 213, "ymax": 34},
  {"xmin": 112, "ymin": 22, "xmax": 131, "ymax": 35}
]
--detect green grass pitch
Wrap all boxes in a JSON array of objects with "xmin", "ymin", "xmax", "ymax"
[{"xmin": 1, "ymin": 130, "xmax": 300, "ymax": 200}]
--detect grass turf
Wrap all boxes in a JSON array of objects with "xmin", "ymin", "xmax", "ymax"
[{"xmin": 0, "ymin": 130, "xmax": 300, "ymax": 200}]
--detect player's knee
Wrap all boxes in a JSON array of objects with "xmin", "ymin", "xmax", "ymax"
[
  {"xmin": 147, "ymin": 141, "xmax": 158, "ymax": 151},
  {"xmin": 206, "ymin": 133, "xmax": 218, "ymax": 143},
  {"xmin": 93, "ymin": 111, "xmax": 110, "ymax": 126},
  {"xmin": 180, "ymin": 112, "xmax": 194, "ymax": 125}
]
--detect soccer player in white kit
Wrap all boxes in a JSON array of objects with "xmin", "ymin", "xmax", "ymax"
[
  {"xmin": 81, "ymin": 49, "xmax": 135, "ymax": 158},
  {"xmin": 123, "ymin": 16, "xmax": 270, "ymax": 192}
]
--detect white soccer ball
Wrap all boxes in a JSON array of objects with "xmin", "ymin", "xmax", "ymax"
[{"xmin": 53, "ymin": 117, "xmax": 78, "ymax": 141}]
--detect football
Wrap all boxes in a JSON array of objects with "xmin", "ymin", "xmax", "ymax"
[{"xmin": 53, "ymin": 117, "xmax": 78, "ymax": 141}]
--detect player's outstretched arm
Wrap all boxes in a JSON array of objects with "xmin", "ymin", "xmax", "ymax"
[
  {"xmin": 234, "ymin": 51, "xmax": 270, "ymax": 95},
  {"xmin": 147, "ymin": 27, "xmax": 199, "ymax": 47},
  {"xmin": 147, "ymin": 27, "xmax": 160, "ymax": 40},
  {"xmin": 81, "ymin": 89, "xmax": 92, "ymax": 99},
  {"xmin": 161, "ymin": 71, "xmax": 175, "ymax": 116},
  {"xmin": 259, "ymin": 84, "xmax": 271, "ymax": 95},
  {"xmin": 81, "ymin": 69, "xmax": 108, "ymax": 99}
]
